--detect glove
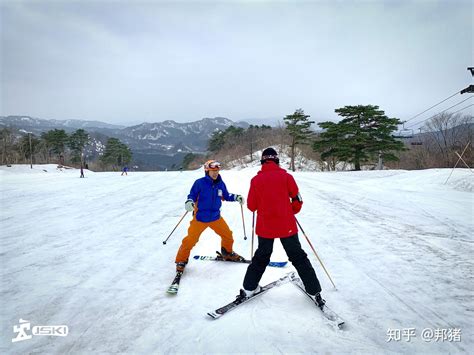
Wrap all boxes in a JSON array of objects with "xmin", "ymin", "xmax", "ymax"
[
  {"xmin": 291, "ymin": 199, "xmax": 302, "ymax": 214},
  {"xmin": 291, "ymin": 193, "xmax": 303, "ymax": 214},
  {"xmin": 235, "ymin": 195, "xmax": 245, "ymax": 205},
  {"xmin": 185, "ymin": 199, "xmax": 195, "ymax": 212}
]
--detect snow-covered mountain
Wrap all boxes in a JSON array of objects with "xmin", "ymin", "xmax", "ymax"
[
  {"xmin": 0, "ymin": 115, "xmax": 125, "ymax": 134},
  {"xmin": 116, "ymin": 117, "xmax": 248, "ymax": 170},
  {"xmin": 119, "ymin": 117, "xmax": 248, "ymax": 152},
  {"xmin": 0, "ymin": 115, "xmax": 249, "ymax": 170},
  {"xmin": 1, "ymin": 165, "xmax": 472, "ymax": 353}
]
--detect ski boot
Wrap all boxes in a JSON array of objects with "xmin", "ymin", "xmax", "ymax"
[
  {"xmin": 220, "ymin": 247, "xmax": 245, "ymax": 262},
  {"xmin": 175, "ymin": 261, "xmax": 187, "ymax": 273},
  {"xmin": 237, "ymin": 285, "xmax": 261, "ymax": 300},
  {"xmin": 314, "ymin": 292, "xmax": 326, "ymax": 309}
]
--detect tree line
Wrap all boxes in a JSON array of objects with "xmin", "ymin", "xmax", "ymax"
[
  {"xmin": 0, "ymin": 128, "xmax": 132, "ymax": 171},
  {"xmin": 2, "ymin": 106, "xmax": 471, "ymax": 172},
  {"xmin": 185, "ymin": 105, "xmax": 472, "ymax": 172}
]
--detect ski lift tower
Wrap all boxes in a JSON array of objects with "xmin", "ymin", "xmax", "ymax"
[
  {"xmin": 444, "ymin": 66, "xmax": 474, "ymax": 183},
  {"xmin": 460, "ymin": 67, "xmax": 474, "ymax": 94}
]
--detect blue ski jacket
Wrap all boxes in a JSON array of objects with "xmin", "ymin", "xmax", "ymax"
[{"xmin": 188, "ymin": 174, "xmax": 237, "ymax": 222}]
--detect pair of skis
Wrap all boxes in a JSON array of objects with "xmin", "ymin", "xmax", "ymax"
[
  {"xmin": 207, "ymin": 271, "xmax": 345, "ymax": 329},
  {"xmin": 166, "ymin": 255, "xmax": 344, "ymax": 328},
  {"xmin": 167, "ymin": 252, "xmax": 288, "ymax": 295},
  {"xmin": 167, "ymin": 271, "xmax": 344, "ymax": 329}
]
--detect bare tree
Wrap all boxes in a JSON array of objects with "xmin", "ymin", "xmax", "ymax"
[
  {"xmin": 422, "ymin": 112, "xmax": 472, "ymax": 167},
  {"xmin": 1, "ymin": 128, "xmax": 16, "ymax": 165}
]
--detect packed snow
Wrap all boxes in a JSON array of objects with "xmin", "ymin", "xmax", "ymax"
[{"xmin": 0, "ymin": 164, "xmax": 472, "ymax": 354}]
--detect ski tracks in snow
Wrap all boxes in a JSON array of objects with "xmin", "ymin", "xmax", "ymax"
[{"xmin": 297, "ymin": 173, "xmax": 471, "ymax": 353}]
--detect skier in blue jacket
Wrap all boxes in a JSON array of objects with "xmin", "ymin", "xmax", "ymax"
[{"xmin": 174, "ymin": 160, "xmax": 245, "ymax": 272}]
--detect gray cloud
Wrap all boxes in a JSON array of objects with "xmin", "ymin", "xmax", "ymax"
[{"xmin": 1, "ymin": 0, "xmax": 472, "ymax": 127}]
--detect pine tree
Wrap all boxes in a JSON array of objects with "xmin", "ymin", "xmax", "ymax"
[
  {"xmin": 67, "ymin": 129, "xmax": 90, "ymax": 165},
  {"xmin": 284, "ymin": 109, "xmax": 315, "ymax": 171},
  {"xmin": 100, "ymin": 138, "xmax": 132, "ymax": 170},
  {"xmin": 41, "ymin": 129, "xmax": 69, "ymax": 165},
  {"xmin": 208, "ymin": 126, "xmax": 245, "ymax": 153},
  {"xmin": 314, "ymin": 105, "xmax": 405, "ymax": 170},
  {"xmin": 182, "ymin": 153, "xmax": 197, "ymax": 169},
  {"xmin": 208, "ymin": 130, "xmax": 226, "ymax": 153}
]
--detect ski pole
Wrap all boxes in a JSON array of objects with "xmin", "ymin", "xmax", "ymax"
[
  {"xmin": 241, "ymin": 204, "xmax": 247, "ymax": 240},
  {"xmin": 251, "ymin": 212, "xmax": 255, "ymax": 257},
  {"xmin": 295, "ymin": 217, "xmax": 337, "ymax": 289},
  {"xmin": 163, "ymin": 211, "xmax": 188, "ymax": 245}
]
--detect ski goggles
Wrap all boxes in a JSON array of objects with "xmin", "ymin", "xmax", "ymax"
[
  {"xmin": 209, "ymin": 161, "xmax": 221, "ymax": 170},
  {"xmin": 206, "ymin": 161, "xmax": 221, "ymax": 171},
  {"xmin": 262, "ymin": 154, "xmax": 278, "ymax": 161}
]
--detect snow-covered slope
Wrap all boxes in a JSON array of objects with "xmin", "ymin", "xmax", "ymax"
[{"xmin": 0, "ymin": 165, "xmax": 472, "ymax": 354}]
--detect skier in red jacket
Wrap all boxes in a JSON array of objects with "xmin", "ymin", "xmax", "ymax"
[{"xmin": 238, "ymin": 147, "xmax": 325, "ymax": 308}]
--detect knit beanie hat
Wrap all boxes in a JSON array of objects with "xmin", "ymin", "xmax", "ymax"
[{"xmin": 260, "ymin": 147, "xmax": 279, "ymax": 165}]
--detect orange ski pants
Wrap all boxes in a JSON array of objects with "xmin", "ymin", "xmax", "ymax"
[{"xmin": 175, "ymin": 216, "xmax": 234, "ymax": 263}]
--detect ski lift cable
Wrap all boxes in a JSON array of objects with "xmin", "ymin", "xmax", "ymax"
[
  {"xmin": 451, "ymin": 103, "xmax": 474, "ymax": 115},
  {"xmin": 405, "ymin": 96, "xmax": 472, "ymax": 129},
  {"xmin": 405, "ymin": 96, "xmax": 473, "ymax": 129},
  {"xmin": 404, "ymin": 91, "xmax": 460, "ymax": 124}
]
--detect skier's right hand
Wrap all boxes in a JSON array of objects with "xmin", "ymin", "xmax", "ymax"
[
  {"xmin": 185, "ymin": 199, "xmax": 195, "ymax": 212},
  {"xmin": 291, "ymin": 192, "xmax": 303, "ymax": 214}
]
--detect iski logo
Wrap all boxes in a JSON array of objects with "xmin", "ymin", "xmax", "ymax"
[{"xmin": 12, "ymin": 319, "xmax": 69, "ymax": 343}]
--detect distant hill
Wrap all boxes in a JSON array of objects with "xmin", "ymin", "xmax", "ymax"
[
  {"xmin": 0, "ymin": 115, "xmax": 125, "ymax": 134},
  {"xmin": 0, "ymin": 115, "xmax": 248, "ymax": 170}
]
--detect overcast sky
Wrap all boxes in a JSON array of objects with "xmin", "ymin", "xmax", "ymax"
[{"xmin": 1, "ymin": 0, "xmax": 472, "ymax": 128}]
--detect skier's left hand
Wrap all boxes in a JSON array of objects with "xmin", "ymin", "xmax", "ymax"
[{"xmin": 235, "ymin": 195, "xmax": 245, "ymax": 205}]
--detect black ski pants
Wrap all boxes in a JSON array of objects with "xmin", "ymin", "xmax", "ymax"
[{"xmin": 243, "ymin": 234, "xmax": 322, "ymax": 295}]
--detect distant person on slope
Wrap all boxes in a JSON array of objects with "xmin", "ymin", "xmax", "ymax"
[
  {"xmin": 237, "ymin": 147, "xmax": 325, "ymax": 308},
  {"xmin": 121, "ymin": 166, "xmax": 128, "ymax": 176},
  {"xmin": 174, "ymin": 160, "xmax": 245, "ymax": 272}
]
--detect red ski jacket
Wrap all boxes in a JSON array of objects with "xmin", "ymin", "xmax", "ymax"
[{"xmin": 247, "ymin": 161, "xmax": 302, "ymax": 238}]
